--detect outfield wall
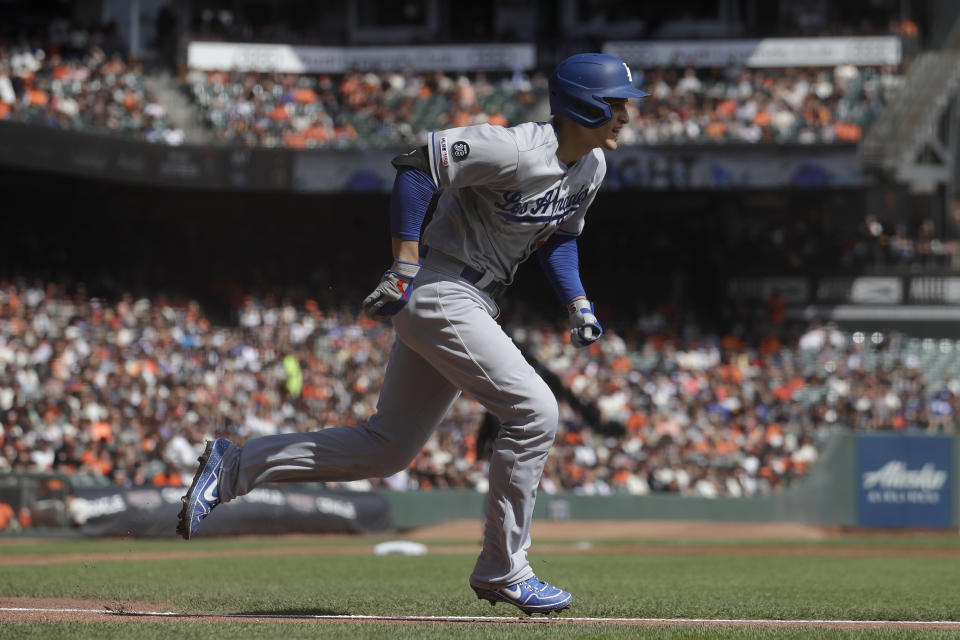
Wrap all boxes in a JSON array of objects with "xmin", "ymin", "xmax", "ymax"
[
  {"xmin": 381, "ymin": 431, "xmax": 955, "ymax": 531},
  {"xmin": 0, "ymin": 432, "xmax": 954, "ymax": 535},
  {"xmin": 0, "ymin": 120, "xmax": 858, "ymax": 193}
]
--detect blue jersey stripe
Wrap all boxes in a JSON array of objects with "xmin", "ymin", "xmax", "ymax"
[{"xmin": 493, "ymin": 210, "xmax": 568, "ymax": 223}]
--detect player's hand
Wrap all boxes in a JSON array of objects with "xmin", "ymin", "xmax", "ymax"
[
  {"xmin": 568, "ymin": 298, "xmax": 603, "ymax": 346},
  {"xmin": 362, "ymin": 260, "xmax": 420, "ymax": 320}
]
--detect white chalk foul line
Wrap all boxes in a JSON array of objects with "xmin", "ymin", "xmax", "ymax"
[{"xmin": 3, "ymin": 607, "xmax": 960, "ymax": 626}]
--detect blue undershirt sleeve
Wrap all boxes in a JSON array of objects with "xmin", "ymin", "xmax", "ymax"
[
  {"xmin": 538, "ymin": 233, "xmax": 587, "ymax": 306},
  {"xmin": 389, "ymin": 167, "xmax": 437, "ymax": 242}
]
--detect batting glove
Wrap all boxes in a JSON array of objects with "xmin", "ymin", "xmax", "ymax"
[
  {"xmin": 362, "ymin": 260, "xmax": 420, "ymax": 320},
  {"xmin": 568, "ymin": 298, "xmax": 603, "ymax": 346}
]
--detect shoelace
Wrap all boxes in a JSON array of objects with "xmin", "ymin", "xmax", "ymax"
[{"xmin": 525, "ymin": 579, "xmax": 549, "ymax": 593}]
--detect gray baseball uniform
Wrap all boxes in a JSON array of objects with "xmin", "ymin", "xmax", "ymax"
[{"xmin": 216, "ymin": 121, "xmax": 605, "ymax": 589}]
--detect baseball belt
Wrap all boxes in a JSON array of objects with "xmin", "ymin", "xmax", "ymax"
[{"xmin": 420, "ymin": 246, "xmax": 508, "ymax": 299}]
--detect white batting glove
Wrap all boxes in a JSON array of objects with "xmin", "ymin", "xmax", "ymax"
[
  {"xmin": 362, "ymin": 260, "xmax": 420, "ymax": 320},
  {"xmin": 568, "ymin": 298, "xmax": 603, "ymax": 346}
]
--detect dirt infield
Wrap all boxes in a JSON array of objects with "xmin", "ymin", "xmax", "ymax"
[
  {"xmin": 4, "ymin": 519, "xmax": 959, "ymax": 567},
  {"xmin": 4, "ymin": 540, "xmax": 960, "ymax": 567},
  {"xmin": 417, "ymin": 519, "xmax": 829, "ymax": 541}
]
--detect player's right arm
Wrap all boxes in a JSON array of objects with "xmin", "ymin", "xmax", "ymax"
[
  {"xmin": 361, "ymin": 145, "xmax": 436, "ymax": 319},
  {"xmin": 363, "ymin": 125, "xmax": 518, "ymax": 319}
]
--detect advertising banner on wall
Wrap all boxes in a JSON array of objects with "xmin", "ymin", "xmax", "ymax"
[
  {"xmin": 293, "ymin": 149, "xmax": 398, "ymax": 193},
  {"xmin": 187, "ymin": 42, "xmax": 536, "ymax": 73},
  {"xmin": 856, "ymin": 434, "xmax": 953, "ymax": 528},
  {"xmin": 605, "ymin": 36, "xmax": 901, "ymax": 68},
  {"xmin": 817, "ymin": 277, "xmax": 904, "ymax": 304},
  {"xmin": 909, "ymin": 277, "xmax": 960, "ymax": 304},
  {"xmin": 69, "ymin": 485, "xmax": 393, "ymax": 537},
  {"xmin": 0, "ymin": 121, "xmax": 292, "ymax": 191},
  {"xmin": 0, "ymin": 121, "xmax": 861, "ymax": 193},
  {"xmin": 293, "ymin": 144, "xmax": 861, "ymax": 193},
  {"xmin": 602, "ymin": 144, "xmax": 860, "ymax": 190}
]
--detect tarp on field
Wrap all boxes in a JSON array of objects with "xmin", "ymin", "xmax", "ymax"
[{"xmin": 69, "ymin": 485, "xmax": 393, "ymax": 537}]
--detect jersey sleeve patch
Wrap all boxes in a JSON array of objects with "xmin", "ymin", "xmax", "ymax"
[
  {"xmin": 439, "ymin": 136, "xmax": 449, "ymax": 166},
  {"xmin": 428, "ymin": 124, "xmax": 518, "ymax": 189},
  {"xmin": 451, "ymin": 141, "xmax": 470, "ymax": 162}
]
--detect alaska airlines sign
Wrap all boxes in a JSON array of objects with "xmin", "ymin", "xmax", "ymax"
[{"xmin": 857, "ymin": 435, "xmax": 953, "ymax": 528}]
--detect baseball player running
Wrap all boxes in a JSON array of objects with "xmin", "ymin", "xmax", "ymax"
[{"xmin": 177, "ymin": 53, "xmax": 647, "ymax": 615}]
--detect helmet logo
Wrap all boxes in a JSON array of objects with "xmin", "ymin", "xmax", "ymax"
[{"xmin": 622, "ymin": 62, "xmax": 633, "ymax": 83}]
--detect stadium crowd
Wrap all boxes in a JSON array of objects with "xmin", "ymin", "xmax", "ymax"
[
  {"xmin": 183, "ymin": 62, "xmax": 905, "ymax": 148},
  {"xmin": 0, "ymin": 5, "xmax": 914, "ymax": 148},
  {"xmin": 0, "ymin": 24, "xmax": 184, "ymax": 144},
  {"xmin": 0, "ymin": 28, "xmax": 906, "ymax": 149},
  {"xmin": 184, "ymin": 67, "xmax": 541, "ymax": 148},
  {"xmin": 0, "ymin": 280, "xmax": 956, "ymax": 506}
]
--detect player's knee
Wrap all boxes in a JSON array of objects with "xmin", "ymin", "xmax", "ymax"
[
  {"xmin": 523, "ymin": 390, "xmax": 560, "ymax": 439},
  {"xmin": 540, "ymin": 398, "xmax": 560, "ymax": 437},
  {"xmin": 354, "ymin": 419, "xmax": 424, "ymax": 477},
  {"xmin": 378, "ymin": 448, "xmax": 420, "ymax": 477},
  {"xmin": 365, "ymin": 436, "xmax": 422, "ymax": 477},
  {"xmin": 345, "ymin": 446, "xmax": 417, "ymax": 479}
]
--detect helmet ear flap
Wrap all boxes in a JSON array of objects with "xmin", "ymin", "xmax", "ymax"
[
  {"xmin": 553, "ymin": 90, "xmax": 611, "ymax": 128},
  {"xmin": 581, "ymin": 100, "xmax": 607, "ymax": 122}
]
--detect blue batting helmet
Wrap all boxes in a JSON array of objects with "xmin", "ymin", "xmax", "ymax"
[{"xmin": 548, "ymin": 53, "xmax": 649, "ymax": 128}]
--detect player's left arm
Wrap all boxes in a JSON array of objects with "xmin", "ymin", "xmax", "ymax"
[
  {"xmin": 538, "ymin": 154, "xmax": 604, "ymax": 346},
  {"xmin": 539, "ymin": 233, "xmax": 602, "ymax": 346}
]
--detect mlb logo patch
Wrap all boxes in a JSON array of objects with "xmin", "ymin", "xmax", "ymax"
[
  {"xmin": 439, "ymin": 137, "xmax": 449, "ymax": 166},
  {"xmin": 452, "ymin": 141, "xmax": 470, "ymax": 162}
]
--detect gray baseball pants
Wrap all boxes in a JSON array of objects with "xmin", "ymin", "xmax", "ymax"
[{"xmin": 217, "ymin": 259, "xmax": 560, "ymax": 589}]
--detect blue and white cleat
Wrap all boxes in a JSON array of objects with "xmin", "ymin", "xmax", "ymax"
[
  {"xmin": 472, "ymin": 576, "xmax": 572, "ymax": 615},
  {"xmin": 176, "ymin": 438, "xmax": 231, "ymax": 540}
]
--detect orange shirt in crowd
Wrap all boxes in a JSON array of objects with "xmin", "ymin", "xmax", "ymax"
[
  {"xmin": 122, "ymin": 91, "xmax": 139, "ymax": 110},
  {"xmin": 283, "ymin": 132, "xmax": 307, "ymax": 148},
  {"xmin": 28, "ymin": 90, "xmax": 48, "ymax": 106},
  {"xmin": 152, "ymin": 470, "xmax": 182, "ymax": 487},
  {"xmin": 90, "ymin": 421, "xmax": 113, "ymax": 442},
  {"xmin": 834, "ymin": 122, "xmax": 862, "ymax": 142},
  {"xmin": 0, "ymin": 503, "xmax": 14, "ymax": 530},
  {"xmin": 80, "ymin": 449, "xmax": 113, "ymax": 476},
  {"xmin": 294, "ymin": 88, "xmax": 317, "ymax": 104},
  {"xmin": 487, "ymin": 111, "xmax": 508, "ymax": 127},
  {"xmin": 716, "ymin": 99, "xmax": 737, "ymax": 118},
  {"xmin": 305, "ymin": 124, "xmax": 329, "ymax": 142},
  {"xmin": 704, "ymin": 120, "xmax": 726, "ymax": 138}
]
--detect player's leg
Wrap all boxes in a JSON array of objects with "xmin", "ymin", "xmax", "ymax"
[
  {"xmin": 179, "ymin": 338, "xmax": 460, "ymax": 538},
  {"xmin": 216, "ymin": 338, "xmax": 460, "ymax": 501},
  {"xmin": 394, "ymin": 275, "xmax": 562, "ymax": 596}
]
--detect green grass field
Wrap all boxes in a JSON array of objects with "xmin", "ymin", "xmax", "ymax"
[{"xmin": 2, "ymin": 534, "xmax": 960, "ymax": 639}]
